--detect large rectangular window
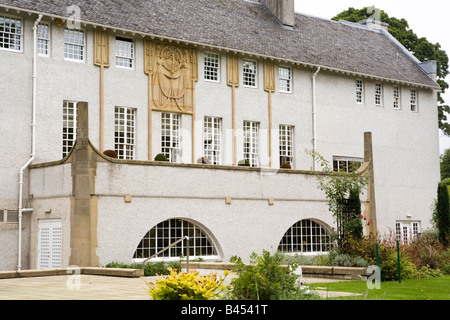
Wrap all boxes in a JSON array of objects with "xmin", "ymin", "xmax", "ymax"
[
  {"xmin": 161, "ymin": 113, "xmax": 180, "ymax": 162},
  {"xmin": 0, "ymin": 15, "xmax": 23, "ymax": 52},
  {"xmin": 279, "ymin": 125, "xmax": 294, "ymax": 168},
  {"xmin": 64, "ymin": 28, "xmax": 85, "ymax": 61},
  {"xmin": 204, "ymin": 53, "xmax": 220, "ymax": 82},
  {"xmin": 62, "ymin": 101, "xmax": 77, "ymax": 158},
  {"xmin": 356, "ymin": 80, "xmax": 364, "ymax": 104},
  {"xmin": 203, "ymin": 116, "xmax": 222, "ymax": 165},
  {"xmin": 115, "ymin": 107, "xmax": 136, "ymax": 160},
  {"xmin": 243, "ymin": 60, "xmax": 257, "ymax": 88},
  {"xmin": 37, "ymin": 22, "xmax": 50, "ymax": 56},
  {"xmin": 115, "ymin": 37, "xmax": 134, "ymax": 69},
  {"xmin": 279, "ymin": 66, "xmax": 292, "ymax": 93},
  {"xmin": 243, "ymin": 121, "xmax": 259, "ymax": 167}
]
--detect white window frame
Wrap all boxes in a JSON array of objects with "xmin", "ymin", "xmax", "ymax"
[
  {"xmin": 161, "ymin": 113, "xmax": 180, "ymax": 163},
  {"xmin": 396, "ymin": 221, "xmax": 421, "ymax": 244},
  {"xmin": 204, "ymin": 52, "xmax": 220, "ymax": 82},
  {"xmin": 115, "ymin": 106, "xmax": 136, "ymax": 160},
  {"xmin": 243, "ymin": 121, "xmax": 259, "ymax": 167},
  {"xmin": 356, "ymin": 79, "xmax": 364, "ymax": 104},
  {"xmin": 393, "ymin": 86, "xmax": 400, "ymax": 110},
  {"xmin": 279, "ymin": 125, "xmax": 294, "ymax": 168},
  {"xmin": 62, "ymin": 101, "xmax": 78, "ymax": 158},
  {"xmin": 0, "ymin": 14, "xmax": 23, "ymax": 52},
  {"xmin": 333, "ymin": 156, "xmax": 363, "ymax": 173},
  {"xmin": 115, "ymin": 36, "xmax": 134, "ymax": 69},
  {"xmin": 375, "ymin": 83, "xmax": 383, "ymax": 107},
  {"xmin": 410, "ymin": 89, "xmax": 418, "ymax": 112},
  {"xmin": 133, "ymin": 219, "xmax": 219, "ymax": 261},
  {"xmin": 203, "ymin": 116, "xmax": 222, "ymax": 165},
  {"xmin": 279, "ymin": 66, "xmax": 292, "ymax": 93},
  {"xmin": 0, "ymin": 210, "xmax": 19, "ymax": 223},
  {"xmin": 243, "ymin": 60, "xmax": 257, "ymax": 88},
  {"xmin": 278, "ymin": 219, "xmax": 333, "ymax": 254},
  {"xmin": 37, "ymin": 22, "xmax": 50, "ymax": 57},
  {"xmin": 64, "ymin": 28, "xmax": 85, "ymax": 62}
]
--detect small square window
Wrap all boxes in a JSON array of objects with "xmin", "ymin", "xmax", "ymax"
[
  {"xmin": 410, "ymin": 89, "xmax": 418, "ymax": 112},
  {"xmin": 243, "ymin": 60, "xmax": 257, "ymax": 88},
  {"xmin": 356, "ymin": 80, "xmax": 364, "ymax": 104},
  {"xmin": 393, "ymin": 87, "xmax": 400, "ymax": 109},
  {"xmin": 0, "ymin": 15, "xmax": 23, "ymax": 52},
  {"xmin": 115, "ymin": 37, "xmax": 134, "ymax": 69},
  {"xmin": 64, "ymin": 28, "xmax": 85, "ymax": 61},
  {"xmin": 279, "ymin": 67, "xmax": 292, "ymax": 93},
  {"xmin": 204, "ymin": 53, "xmax": 220, "ymax": 82},
  {"xmin": 375, "ymin": 83, "xmax": 382, "ymax": 106},
  {"xmin": 37, "ymin": 22, "xmax": 50, "ymax": 56}
]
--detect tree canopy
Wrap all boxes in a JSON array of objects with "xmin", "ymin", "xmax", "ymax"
[{"xmin": 332, "ymin": 7, "xmax": 450, "ymax": 135}]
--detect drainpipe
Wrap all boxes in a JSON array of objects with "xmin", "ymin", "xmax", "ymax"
[
  {"xmin": 311, "ymin": 67, "xmax": 321, "ymax": 170},
  {"xmin": 17, "ymin": 14, "xmax": 42, "ymax": 271}
]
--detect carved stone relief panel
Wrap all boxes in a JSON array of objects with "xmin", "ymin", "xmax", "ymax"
[{"xmin": 144, "ymin": 40, "xmax": 198, "ymax": 114}]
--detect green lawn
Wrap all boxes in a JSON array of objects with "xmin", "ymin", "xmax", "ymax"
[{"xmin": 309, "ymin": 276, "xmax": 450, "ymax": 300}]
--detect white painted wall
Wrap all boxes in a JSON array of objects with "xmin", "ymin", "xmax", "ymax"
[{"xmin": 0, "ymin": 14, "xmax": 440, "ymax": 269}]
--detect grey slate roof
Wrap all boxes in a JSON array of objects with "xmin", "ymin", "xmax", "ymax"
[{"xmin": 0, "ymin": 0, "xmax": 439, "ymax": 88}]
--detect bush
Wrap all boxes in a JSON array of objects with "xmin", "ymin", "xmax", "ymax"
[
  {"xmin": 145, "ymin": 268, "xmax": 227, "ymax": 300},
  {"xmin": 380, "ymin": 252, "xmax": 419, "ymax": 281},
  {"xmin": 332, "ymin": 254, "xmax": 369, "ymax": 268},
  {"xmin": 104, "ymin": 260, "xmax": 181, "ymax": 276},
  {"xmin": 227, "ymin": 251, "xmax": 318, "ymax": 300},
  {"xmin": 103, "ymin": 149, "xmax": 118, "ymax": 158},
  {"xmin": 238, "ymin": 159, "xmax": 250, "ymax": 167},
  {"xmin": 436, "ymin": 248, "xmax": 450, "ymax": 274},
  {"xmin": 154, "ymin": 153, "xmax": 169, "ymax": 161}
]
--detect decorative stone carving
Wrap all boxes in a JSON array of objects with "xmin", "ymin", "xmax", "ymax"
[
  {"xmin": 93, "ymin": 30, "xmax": 110, "ymax": 67},
  {"xmin": 144, "ymin": 40, "xmax": 198, "ymax": 114},
  {"xmin": 227, "ymin": 54, "xmax": 240, "ymax": 87}
]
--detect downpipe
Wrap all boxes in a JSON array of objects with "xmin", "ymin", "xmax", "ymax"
[{"xmin": 17, "ymin": 14, "xmax": 42, "ymax": 271}]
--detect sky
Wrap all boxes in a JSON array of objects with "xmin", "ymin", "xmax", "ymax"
[{"xmin": 293, "ymin": 0, "xmax": 450, "ymax": 154}]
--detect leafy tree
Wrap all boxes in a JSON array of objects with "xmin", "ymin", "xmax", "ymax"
[
  {"xmin": 307, "ymin": 150, "xmax": 368, "ymax": 248},
  {"xmin": 435, "ymin": 182, "xmax": 450, "ymax": 246},
  {"xmin": 332, "ymin": 7, "xmax": 450, "ymax": 135},
  {"xmin": 441, "ymin": 148, "xmax": 450, "ymax": 180}
]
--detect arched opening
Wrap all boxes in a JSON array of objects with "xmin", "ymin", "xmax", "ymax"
[
  {"xmin": 133, "ymin": 218, "xmax": 220, "ymax": 261},
  {"xmin": 278, "ymin": 219, "xmax": 333, "ymax": 255}
]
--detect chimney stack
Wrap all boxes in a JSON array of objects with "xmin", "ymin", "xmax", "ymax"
[{"xmin": 260, "ymin": 0, "xmax": 295, "ymax": 28}]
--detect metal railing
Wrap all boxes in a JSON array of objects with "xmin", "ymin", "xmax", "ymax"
[{"xmin": 141, "ymin": 236, "xmax": 190, "ymax": 273}]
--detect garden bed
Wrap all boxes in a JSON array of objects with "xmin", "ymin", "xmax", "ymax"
[{"xmin": 180, "ymin": 262, "xmax": 367, "ymax": 280}]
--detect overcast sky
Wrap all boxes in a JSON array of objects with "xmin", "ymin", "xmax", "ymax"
[{"xmin": 293, "ymin": 0, "xmax": 450, "ymax": 153}]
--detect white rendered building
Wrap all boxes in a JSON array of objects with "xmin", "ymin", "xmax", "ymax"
[{"xmin": 0, "ymin": 0, "xmax": 440, "ymax": 271}]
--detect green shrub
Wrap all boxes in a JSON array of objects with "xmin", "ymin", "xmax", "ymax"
[
  {"xmin": 104, "ymin": 260, "xmax": 181, "ymax": 276},
  {"xmin": 227, "ymin": 251, "xmax": 318, "ymax": 300},
  {"xmin": 238, "ymin": 159, "xmax": 250, "ymax": 167},
  {"xmin": 332, "ymin": 254, "xmax": 369, "ymax": 268},
  {"xmin": 154, "ymin": 153, "xmax": 169, "ymax": 161},
  {"xmin": 380, "ymin": 252, "xmax": 419, "ymax": 281},
  {"xmin": 436, "ymin": 248, "xmax": 450, "ymax": 274}
]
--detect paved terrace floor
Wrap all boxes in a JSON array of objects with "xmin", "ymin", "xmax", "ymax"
[{"xmin": 0, "ymin": 274, "xmax": 357, "ymax": 300}]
